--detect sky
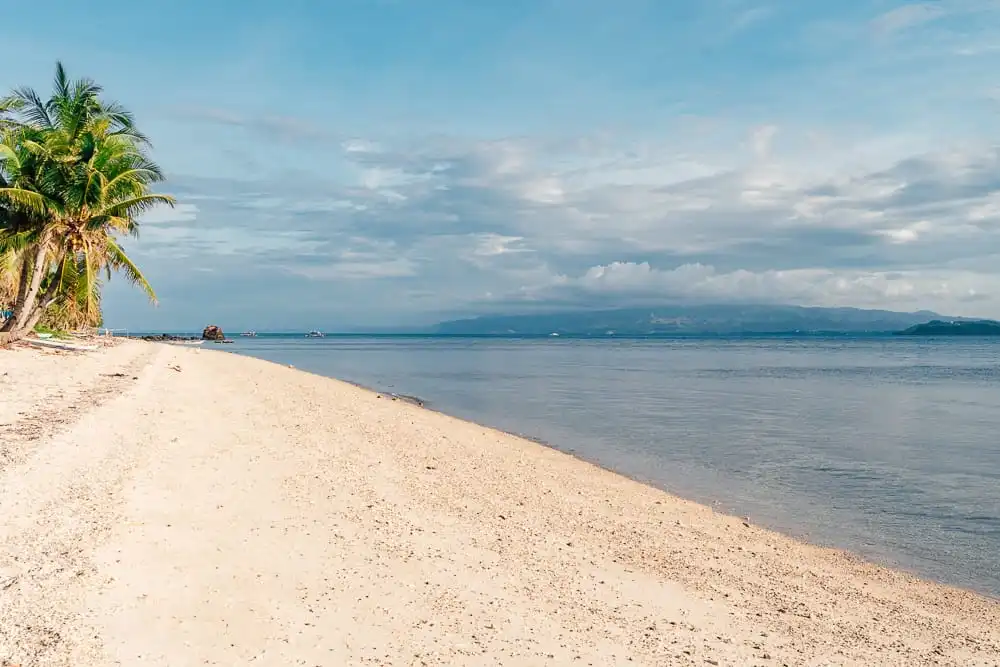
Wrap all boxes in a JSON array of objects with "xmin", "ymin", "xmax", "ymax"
[{"xmin": 4, "ymin": 0, "xmax": 1000, "ymax": 330}]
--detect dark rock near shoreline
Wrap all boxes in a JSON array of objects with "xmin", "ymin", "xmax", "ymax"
[
  {"xmin": 202, "ymin": 325, "xmax": 225, "ymax": 341},
  {"xmin": 139, "ymin": 333, "xmax": 199, "ymax": 342},
  {"xmin": 389, "ymin": 393, "xmax": 425, "ymax": 407}
]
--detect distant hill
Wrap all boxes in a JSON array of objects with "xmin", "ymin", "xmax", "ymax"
[
  {"xmin": 896, "ymin": 320, "xmax": 1000, "ymax": 336},
  {"xmin": 431, "ymin": 305, "xmax": 962, "ymax": 336}
]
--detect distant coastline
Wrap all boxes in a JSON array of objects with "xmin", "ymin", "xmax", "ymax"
[
  {"xmin": 114, "ymin": 304, "xmax": 988, "ymax": 339},
  {"xmin": 896, "ymin": 320, "xmax": 1000, "ymax": 336},
  {"xmin": 429, "ymin": 304, "xmax": 965, "ymax": 336},
  {"xmin": 120, "ymin": 329, "xmax": 986, "ymax": 340}
]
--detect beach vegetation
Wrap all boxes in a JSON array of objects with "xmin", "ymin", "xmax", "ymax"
[{"xmin": 0, "ymin": 62, "xmax": 172, "ymax": 341}]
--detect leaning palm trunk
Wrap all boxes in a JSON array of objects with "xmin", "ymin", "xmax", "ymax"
[
  {"xmin": 0, "ymin": 248, "xmax": 61, "ymax": 339},
  {"xmin": 0, "ymin": 242, "xmax": 48, "ymax": 337}
]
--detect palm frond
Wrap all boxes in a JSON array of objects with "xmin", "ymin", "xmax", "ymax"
[
  {"xmin": 98, "ymin": 100, "xmax": 137, "ymax": 130},
  {"xmin": 95, "ymin": 193, "xmax": 176, "ymax": 221},
  {"xmin": 0, "ymin": 229, "xmax": 36, "ymax": 254},
  {"xmin": 0, "ymin": 251, "xmax": 20, "ymax": 307},
  {"xmin": 107, "ymin": 237, "xmax": 156, "ymax": 303},
  {"xmin": 0, "ymin": 187, "xmax": 50, "ymax": 215},
  {"xmin": 0, "ymin": 142, "xmax": 21, "ymax": 170},
  {"xmin": 0, "ymin": 95, "xmax": 25, "ymax": 132},
  {"xmin": 74, "ymin": 249, "xmax": 101, "ymax": 320},
  {"xmin": 0, "ymin": 95, "xmax": 25, "ymax": 115},
  {"xmin": 102, "ymin": 167, "xmax": 164, "ymax": 199},
  {"xmin": 109, "ymin": 126, "xmax": 152, "ymax": 146},
  {"xmin": 53, "ymin": 62, "xmax": 71, "ymax": 100},
  {"xmin": 11, "ymin": 86, "xmax": 53, "ymax": 129}
]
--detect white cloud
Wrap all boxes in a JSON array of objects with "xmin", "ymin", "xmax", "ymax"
[
  {"xmin": 140, "ymin": 203, "xmax": 198, "ymax": 225},
  {"xmin": 750, "ymin": 125, "xmax": 778, "ymax": 160},
  {"xmin": 877, "ymin": 220, "xmax": 931, "ymax": 244},
  {"xmin": 536, "ymin": 261, "xmax": 997, "ymax": 314},
  {"xmin": 284, "ymin": 258, "xmax": 417, "ymax": 280},
  {"xmin": 140, "ymin": 225, "xmax": 323, "ymax": 258},
  {"xmin": 472, "ymin": 234, "xmax": 533, "ymax": 257},
  {"xmin": 871, "ymin": 3, "xmax": 946, "ymax": 35},
  {"xmin": 730, "ymin": 6, "xmax": 773, "ymax": 33},
  {"xmin": 968, "ymin": 194, "xmax": 1000, "ymax": 223},
  {"xmin": 119, "ymin": 124, "xmax": 1000, "ymax": 322},
  {"xmin": 342, "ymin": 139, "xmax": 380, "ymax": 153}
]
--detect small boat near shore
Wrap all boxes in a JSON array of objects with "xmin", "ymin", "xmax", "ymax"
[
  {"xmin": 305, "ymin": 330, "xmax": 325, "ymax": 338},
  {"xmin": 27, "ymin": 337, "xmax": 99, "ymax": 352},
  {"xmin": 165, "ymin": 339, "xmax": 205, "ymax": 346},
  {"xmin": 240, "ymin": 330, "xmax": 257, "ymax": 337}
]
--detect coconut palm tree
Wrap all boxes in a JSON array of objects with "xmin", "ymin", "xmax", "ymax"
[{"xmin": 0, "ymin": 62, "xmax": 173, "ymax": 340}]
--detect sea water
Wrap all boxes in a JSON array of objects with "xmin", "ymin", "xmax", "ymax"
[{"xmin": 225, "ymin": 335, "xmax": 1000, "ymax": 597}]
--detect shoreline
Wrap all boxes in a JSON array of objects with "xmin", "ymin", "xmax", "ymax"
[
  {"xmin": 2, "ymin": 340, "xmax": 999, "ymax": 665},
  {"xmin": 237, "ymin": 350, "xmax": 987, "ymax": 599},
  {"xmin": 215, "ymin": 342, "xmax": 1000, "ymax": 583},
  {"xmin": 340, "ymin": 376, "xmax": 551, "ymax": 446},
  {"xmin": 142, "ymin": 342, "xmax": 1000, "ymax": 600}
]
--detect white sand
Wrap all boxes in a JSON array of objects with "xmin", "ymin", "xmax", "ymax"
[{"xmin": 1, "ymin": 341, "xmax": 998, "ymax": 666}]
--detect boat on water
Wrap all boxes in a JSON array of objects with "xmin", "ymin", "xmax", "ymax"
[
  {"xmin": 240, "ymin": 330, "xmax": 257, "ymax": 337},
  {"xmin": 305, "ymin": 330, "xmax": 325, "ymax": 338}
]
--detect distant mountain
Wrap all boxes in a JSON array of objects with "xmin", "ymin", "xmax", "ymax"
[
  {"xmin": 431, "ymin": 305, "xmax": 963, "ymax": 335},
  {"xmin": 896, "ymin": 320, "xmax": 1000, "ymax": 336}
]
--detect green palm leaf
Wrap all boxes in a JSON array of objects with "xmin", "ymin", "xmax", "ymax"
[
  {"xmin": 0, "ymin": 187, "xmax": 50, "ymax": 215},
  {"xmin": 95, "ymin": 193, "xmax": 176, "ymax": 221},
  {"xmin": 107, "ymin": 237, "xmax": 156, "ymax": 303},
  {"xmin": 0, "ymin": 230, "xmax": 36, "ymax": 254}
]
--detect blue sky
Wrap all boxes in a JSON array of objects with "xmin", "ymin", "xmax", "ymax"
[{"xmin": 4, "ymin": 0, "xmax": 1000, "ymax": 330}]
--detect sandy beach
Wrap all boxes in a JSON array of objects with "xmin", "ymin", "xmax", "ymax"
[{"xmin": 1, "ymin": 341, "xmax": 998, "ymax": 666}]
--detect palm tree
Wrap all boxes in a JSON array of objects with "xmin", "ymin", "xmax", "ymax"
[{"xmin": 0, "ymin": 62, "xmax": 173, "ymax": 340}]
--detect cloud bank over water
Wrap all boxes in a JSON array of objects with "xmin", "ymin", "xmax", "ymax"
[
  {"xmin": 5, "ymin": 0, "xmax": 999, "ymax": 328},
  {"xmin": 119, "ymin": 133, "xmax": 1000, "ymax": 327}
]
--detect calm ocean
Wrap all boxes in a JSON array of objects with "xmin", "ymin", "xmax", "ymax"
[{"xmin": 222, "ymin": 335, "xmax": 1000, "ymax": 597}]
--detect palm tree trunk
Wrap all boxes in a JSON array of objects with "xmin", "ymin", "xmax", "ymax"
[
  {"xmin": 16, "ymin": 311, "xmax": 44, "ymax": 339},
  {"xmin": 17, "ymin": 301, "xmax": 52, "ymax": 338},
  {"xmin": 1, "ymin": 241, "xmax": 51, "ymax": 338},
  {"xmin": 6, "ymin": 273, "xmax": 62, "ymax": 340},
  {"xmin": 12, "ymin": 253, "xmax": 30, "ymax": 308},
  {"xmin": 0, "ymin": 253, "xmax": 33, "ymax": 333}
]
